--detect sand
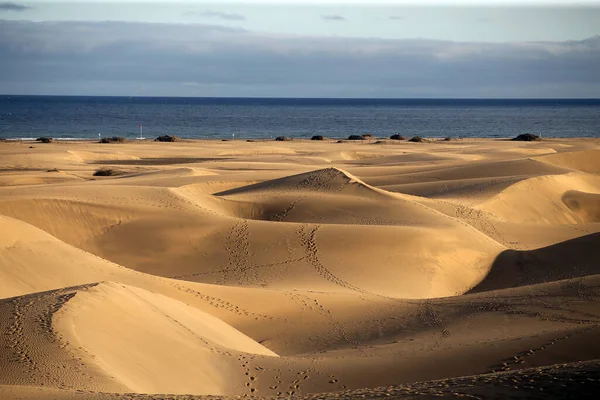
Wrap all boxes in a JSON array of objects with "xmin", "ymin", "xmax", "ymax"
[{"xmin": 0, "ymin": 137, "xmax": 599, "ymax": 399}]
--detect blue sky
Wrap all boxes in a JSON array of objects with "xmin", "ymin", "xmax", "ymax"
[{"xmin": 1, "ymin": 1, "xmax": 599, "ymax": 97}]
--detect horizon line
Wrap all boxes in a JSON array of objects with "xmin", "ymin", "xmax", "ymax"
[{"xmin": 2, "ymin": 94, "xmax": 600, "ymax": 101}]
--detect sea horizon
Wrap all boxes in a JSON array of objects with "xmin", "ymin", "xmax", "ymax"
[
  {"xmin": 2, "ymin": 95, "xmax": 599, "ymax": 140},
  {"xmin": 3, "ymin": 94, "xmax": 600, "ymax": 101}
]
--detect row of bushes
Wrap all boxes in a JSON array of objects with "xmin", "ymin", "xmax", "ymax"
[
  {"xmin": 97, "ymin": 135, "xmax": 181, "ymax": 143},
  {"xmin": 345, "ymin": 134, "xmax": 425, "ymax": 142},
  {"xmin": 27, "ymin": 133, "xmax": 542, "ymax": 144},
  {"xmin": 279, "ymin": 133, "xmax": 540, "ymax": 141}
]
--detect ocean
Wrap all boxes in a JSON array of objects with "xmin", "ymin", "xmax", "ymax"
[{"xmin": 1, "ymin": 96, "xmax": 599, "ymax": 140}]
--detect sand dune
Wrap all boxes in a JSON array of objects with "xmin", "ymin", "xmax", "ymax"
[
  {"xmin": 1, "ymin": 138, "xmax": 599, "ymax": 399},
  {"xmin": 354, "ymin": 158, "xmax": 570, "ymax": 188},
  {"xmin": 0, "ymin": 215, "xmax": 136, "ymax": 298},
  {"xmin": 470, "ymin": 233, "xmax": 600, "ymax": 292},
  {"xmin": 0, "ymin": 282, "xmax": 276, "ymax": 395},
  {"xmin": 0, "ymin": 166, "xmax": 504, "ymax": 298},
  {"xmin": 2, "ymin": 359, "xmax": 599, "ymax": 399},
  {"xmin": 562, "ymin": 190, "xmax": 600, "ymax": 223},
  {"xmin": 536, "ymin": 148, "xmax": 600, "ymax": 173},
  {"xmin": 57, "ymin": 282, "xmax": 276, "ymax": 395},
  {"xmin": 477, "ymin": 172, "xmax": 600, "ymax": 225}
]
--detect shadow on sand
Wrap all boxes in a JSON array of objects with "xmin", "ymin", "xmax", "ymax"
[{"xmin": 469, "ymin": 232, "xmax": 600, "ymax": 293}]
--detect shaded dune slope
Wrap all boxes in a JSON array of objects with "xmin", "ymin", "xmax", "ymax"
[{"xmin": 469, "ymin": 233, "xmax": 600, "ymax": 293}]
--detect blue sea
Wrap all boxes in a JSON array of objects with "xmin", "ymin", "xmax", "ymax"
[{"xmin": 1, "ymin": 96, "xmax": 599, "ymax": 140}]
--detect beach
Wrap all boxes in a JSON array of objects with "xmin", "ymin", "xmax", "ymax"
[{"xmin": 1, "ymin": 137, "xmax": 599, "ymax": 399}]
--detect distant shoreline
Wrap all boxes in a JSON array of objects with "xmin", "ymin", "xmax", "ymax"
[{"xmin": 2, "ymin": 136, "xmax": 599, "ymax": 143}]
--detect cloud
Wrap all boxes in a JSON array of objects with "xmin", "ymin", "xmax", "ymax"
[
  {"xmin": 0, "ymin": 20, "xmax": 598, "ymax": 97},
  {"xmin": 322, "ymin": 15, "xmax": 346, "ymax": 21},
  {"xmin": 185, "ymin": 10, "xmax": 246, "ymax": 21},
  {"xmin": 0, "ymin": 2, "xmax": 30, "ymax": 11},
  {"xmin": 389, "ymin": 16, "xmax": 404, "ymax": 20}
]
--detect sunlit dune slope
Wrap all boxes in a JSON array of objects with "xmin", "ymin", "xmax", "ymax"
[
  {"xmin": 0, "ymin": 282, "xmax": 276, "ymax": 396},
  {"xmin": 477, "ymin": 172, "xmax": 600, "ymax": 225}
]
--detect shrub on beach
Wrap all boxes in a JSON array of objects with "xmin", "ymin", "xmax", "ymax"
[
  {"xmin": 311, "ymin": 135, "xmax": 325, "ymax": 141},
  {"xmin": 99, "ymin": 136, "xmax": 125, "ymax": 143},
  {"xmin": 93, "ymin": 168, "xmax": 123, "ymax": 177},
  {"xmin": 36, "ymin": 137, "xmax": 53, "ymax": 143},
  {"xmin": 512, "ymin": 133, "xmax": 541, "ymax": 141},
  {"xmin": 389, "ymin": 134, "xmax": 406, "ymax": 140},
  {"xmin": 409, "ymin": 136, "xmax": 425, "ymax": 142},
  {"xmin": 155, "ymin": 135, "xmax": 180, "ymax": 142},
  {"xmin": 275, "ymin": 136, "xmax": 293, "ymax": 141},
  {"xmin": 347, "ymin": 135, "xmax": 364, "ymax": 140},
  {"xmin": 47, "ymin": 168, "xmax": 60, "ymax": 172}
]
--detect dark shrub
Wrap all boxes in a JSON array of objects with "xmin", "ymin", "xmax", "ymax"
[
  {"xmin": 512, "ymin": 133, "xmax": 541, "ymax": 141},
  {"xmin": 389, "ymin": 134, "xmax": 406, "ymax": 140},
  {"xmin": 0, "ymin": 137, "xmax": 6, "ymax": 142},
  {"xmin": 347, "ymin": 135, "xmax": 364, "ymax": 140},
  {"xmin": 311, "ymin": 135, "xmax": 325, "ymax": 141},
  {"xmin": 443, "ymin": 136, "xmax": 453, "ymax": 141},
  {"xmin": 100, "ymin": 136, "xmax": 125, "ymax": 143},
  {"xmin": 155, "ymin": 135, "xmax": 180, "ymax": 142},
  {"xmin": 36, "ymin": 137, "xmax": 53, "ymax": 143},
  {"xmin": 373, "ymin": 140, "xmax": 386, "ymax": 144},
  {"xmin": 93, "ymin": 168, "xmax": 123, "ymax": 177},
  {"xmin": 336, "ymin": 140, "xmax": 345, "ymax": 143},
  {"xmin": 409, "ymin": 136, "xmax": 424, "ymax": 142},
  {"xmin": 275, "ymin": 136, "xmax": 293, "ymax": 141},
  {"xmin": 47, "ymin": 168, "xmax": 60, "ymax": 172}
]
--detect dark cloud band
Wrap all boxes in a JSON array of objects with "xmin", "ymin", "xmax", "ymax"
[
  {"xmin": 0, "ymin": 2, "xmax": 30, "ymax": 11},
  {"xmin": 0, "ymin": 20, "xmax": 598, "ymax": 97}
]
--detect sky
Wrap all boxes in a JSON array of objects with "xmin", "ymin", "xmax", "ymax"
[{"xmin": 1, "ymin": 1, "xmax": 599, "ymax": 97}]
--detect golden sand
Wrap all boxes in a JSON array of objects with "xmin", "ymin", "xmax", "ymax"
[{"xmin": 1, "ymin": 137, "xmax": 599, "ymax": 398}]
